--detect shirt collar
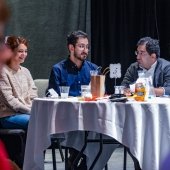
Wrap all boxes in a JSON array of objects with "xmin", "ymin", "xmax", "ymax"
[
  {"xmin": 66, "ymin": 57, "xmax": 85, "ymax": 73},
  {"xmin": 139, "ymin": 60, "xmax": 157, "ymax": 72}
]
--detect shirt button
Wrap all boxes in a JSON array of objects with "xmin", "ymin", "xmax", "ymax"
[{"xmin": 78, "ymin": 81, "xmax": 81, "ymax": 83}]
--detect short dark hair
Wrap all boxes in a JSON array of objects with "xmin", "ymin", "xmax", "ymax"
[
  {"xmin": 137, "ymin": 37, "xmax": 160, "ymax": 58},
  {"xmin": 67, "ymin": 30, "xmax": 88, "ymax": 46}
]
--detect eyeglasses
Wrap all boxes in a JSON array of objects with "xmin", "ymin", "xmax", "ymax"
[
  {"xmin": 135, "ymin": 51, "xmax": 148, "ymax": 56},
  {"xmin": 76, "ymin": 44, "xmax": 90, "ymax": 50}
]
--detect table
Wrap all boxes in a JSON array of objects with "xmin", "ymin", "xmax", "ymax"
[{"xmin": 23, "ymin": 97, "xmax": 170, "ymax": 170}]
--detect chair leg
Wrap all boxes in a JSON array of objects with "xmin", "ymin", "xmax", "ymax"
[
  {"xmin": 105, "ymin": 163, "xmax": 108, "ymax": 170},
  {"xmin": 44, "ymin": 150, "xmax": 46, "ymax": 160},
  {"xmin": 65, "ymin": 148, "xmax": 69, "ymax": 170},
  {"xmin": 52, "ymin": 147, "xmax": 57, "ymax": 170},
  {"xmin": 56, "ymin": 140, "xmax": 65, "ymax": 162},
  {"xmin": 123, "ymin": 147, "xmax": 127, "ymax": 170}
]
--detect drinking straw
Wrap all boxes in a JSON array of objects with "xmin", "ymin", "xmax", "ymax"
[{"xmin": 102, "ymin": 67, "xmax": 110, "ymax": 75}]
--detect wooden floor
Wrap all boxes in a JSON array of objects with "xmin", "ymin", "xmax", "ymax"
[{"xmin": 44, "ymin": 147, "xmax": 135, "ymax": 170}]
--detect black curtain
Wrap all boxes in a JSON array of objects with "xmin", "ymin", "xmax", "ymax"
[{"xmin": 91, "ymin": 0, "xmax": 170, "ymax": 94}]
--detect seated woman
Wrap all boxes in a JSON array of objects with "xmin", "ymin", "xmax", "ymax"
[{"xmin": 0, "ymin": 36, "xmax": 37, "ymax": 130}]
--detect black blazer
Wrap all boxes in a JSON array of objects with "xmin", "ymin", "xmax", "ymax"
[{"xmin": 121, "ymin": 58, "xmax": 170, "ymax": 95}]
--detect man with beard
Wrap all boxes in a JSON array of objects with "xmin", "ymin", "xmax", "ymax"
[
  {"xmin": 48, "ymin": 30, "xmax": 98, "ymax": 169},
  {"xmin": 48, "ymin": 30, "xmax": 97, "ymax": 96}
]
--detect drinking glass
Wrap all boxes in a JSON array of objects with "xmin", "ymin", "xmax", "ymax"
[{"xmin": 59, "ymin": 86, "xmax": 70, "ymax": 98}]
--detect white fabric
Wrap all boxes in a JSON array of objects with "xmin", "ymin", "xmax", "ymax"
[{"xmin": 23, "ymin": 97, "xmax": 170, "ymax": 170}]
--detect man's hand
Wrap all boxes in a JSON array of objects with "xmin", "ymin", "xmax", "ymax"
[
  {"xmin": 154, "ymin": 87, "xmax": 164, "ymax": 97},
  {"xmin": 124, "ymin": 88, "xmax": 132, "ymax": 96}
]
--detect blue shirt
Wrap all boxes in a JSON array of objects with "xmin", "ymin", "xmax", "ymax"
[{"xmin": 48, "ymin": 58, "xmax": 98, "ymax": 96}]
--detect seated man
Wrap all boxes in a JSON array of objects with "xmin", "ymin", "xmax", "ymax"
[
  {"xmin": 48, "ymin": 30, "xmax": 97, "ymax": 169},
  {"xmin": 122, "ymin": 37, "xmax": 170, "ymax": 170},
  {"xmin": 122, "ymin": 37, "xmax": 170, "ymax": 96},
  {"xmin": 48, "ymin": 30, "xmax": 97, "ymax": 97}
]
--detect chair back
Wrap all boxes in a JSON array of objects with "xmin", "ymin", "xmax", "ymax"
[{"xmin": 34, "ymin": 79, "xmax": 49, "ymax": 98}]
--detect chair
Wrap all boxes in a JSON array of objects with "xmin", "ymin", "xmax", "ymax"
[
  {"xmin": 0, "ymin": 126, "xmax": 26, "ymax": 168},
  {"xmin": 34, "ymin": 79, "xmax": 49, "ymax": 98},
  {"xmin": 34, "ymin": 79, "xmax": 65, "ymax": 170}
]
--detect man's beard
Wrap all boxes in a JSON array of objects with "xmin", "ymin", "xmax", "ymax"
[{"xmin": 74, "ymin": 51, "xmax": 88, "ymax": 61}]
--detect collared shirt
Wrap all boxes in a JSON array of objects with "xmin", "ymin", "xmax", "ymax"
[
  {"xmin": 48, "ymin": 58, "xmax": 98, "ymax": 97},
  {"xmin": 140, "ymin": 61, "xmax": 165, "ymax": 95},
  {"xmin": 140, "ymin": 61, "xmax": 157, "ymax": 83}
]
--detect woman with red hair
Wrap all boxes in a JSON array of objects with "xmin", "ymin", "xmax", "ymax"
[{"xmin": 0, "ymin": 36, "xmax": 37, "ymax": 130}]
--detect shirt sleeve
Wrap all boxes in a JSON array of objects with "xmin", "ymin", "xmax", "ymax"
[
  {"xmin": 161, "ymin": 65, "xmax": 170, "ymax": 95},
  {"xmin": 0, "ymin": 72, "xmax": 31, "ymax": 113},
  {"xmin": 48, "ymin": 66, "xmax": 61, "ymax": 95},
  {"xmin": 121, "ymin": 64, "xmax": 138, "ymax": 88}
]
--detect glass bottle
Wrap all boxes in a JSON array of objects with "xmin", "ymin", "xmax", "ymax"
[{"xmin": 134, "ymin": 71, "xmax": 147, "ymax": 101}]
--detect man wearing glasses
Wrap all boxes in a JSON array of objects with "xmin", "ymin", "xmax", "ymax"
[
  {"xmin": 122, "ymin": 37, "xmax": 170, "ymax": 96},
  {"xmin": 48, "ymin": 30, "xmax": 97, "ymax": 97},
  {"xmin": 48, "ymin": 30, "xmax": 98, "ymax": 169},
  {"xmin": 122, "ymin": 37, "xmax": 170, "ymax": 170}
]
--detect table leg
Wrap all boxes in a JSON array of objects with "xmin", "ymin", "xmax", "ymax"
[
  {"xmin": 123, "ymin": 147, "xmax": 127, "ymax": 170},
  {"xmin": 105, "ymin": 164, "xmax": 108, "ymax": 170},
  {"xmin": 65, "ymin": 148, "xmax": 69, "ymax": 170},
  {"xmin": 52, "ymin": 145, "xmax": 57, "ymax": 170},
  {"xmin": 89, "ymin": 134, "xmax": 103, "ymax": 170}
]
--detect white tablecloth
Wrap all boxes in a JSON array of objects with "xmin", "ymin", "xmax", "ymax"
[{"xmin": 23, "ymin": 97, "xmax": 170, "ymax": 170}]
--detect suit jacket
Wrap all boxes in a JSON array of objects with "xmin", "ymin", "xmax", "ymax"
[{"xmin": 121, "ymin": 58, "xmax": 170, "ymax": 95}]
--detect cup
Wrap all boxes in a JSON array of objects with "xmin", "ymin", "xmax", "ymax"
[
  {"xmin": 91, "ymin": 75, "xmax": 105, "ymax": 98},
  {"xmin": 114, "ymin": 86, "xmax": 125, "ymax": 94},
  {"xmin": 81, "ymin": 85, "xmax": 92, "ymax": 100},
  {"xmin": 90, "ymin": 70, "xmax": 98, "ymax": 76},
  {"xmin": 59, "ymin": 86, "xmax": 70, "ymax": 98}
]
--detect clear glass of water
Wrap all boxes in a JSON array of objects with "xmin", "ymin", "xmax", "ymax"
[
  {"xmin": 114, "ymin": 86, "xmax": 125, "ymax": 94},
  {"xmin": 81, "ymin": 85, "xmax": 92, "ymax": 100},
  {"xmin": 90, "ymin": 70, "xmax": 98, "ymax": 76},
  {"xmin": 59, "ymin": 86, "xmax": 70, "ymax": 98}
]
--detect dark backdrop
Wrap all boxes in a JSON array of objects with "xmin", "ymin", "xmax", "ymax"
[
  {"xmin": 91, "ymin": 0, "xmax": 170, "ymax": 94},
  {"xmin": 5, "ymin": 0, "xmax": 170, "ymax": 94},
  {"xmin": 6, "ymin": 0, "xmax": 91, "ymax": 79}
]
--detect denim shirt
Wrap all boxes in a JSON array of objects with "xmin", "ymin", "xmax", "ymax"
[{"xmin": 48, "ymin": 58, "xmax": 98, "ymax": 96}]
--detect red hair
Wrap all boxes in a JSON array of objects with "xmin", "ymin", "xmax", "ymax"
[{"xmin": 5, "ymin": 36, "xmax": 28, "ymax": 51}]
